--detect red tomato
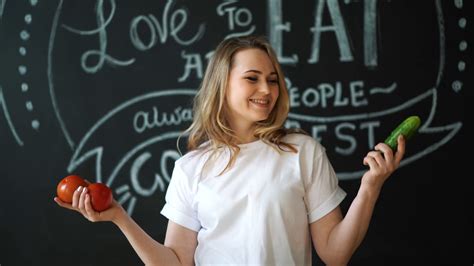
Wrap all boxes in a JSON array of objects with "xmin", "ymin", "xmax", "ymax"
[
  {"xmin": 57, "ymin": 175, "xmax": 88, "ymax": 203},
  {"xmin": 88, "ymin": 183, "xmax": 113, "ymax": 212}
]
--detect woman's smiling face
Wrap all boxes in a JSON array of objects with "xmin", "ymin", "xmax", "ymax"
[{"xmin": 225, "ymin": 48, "xmax": 280, "ymax": 130}]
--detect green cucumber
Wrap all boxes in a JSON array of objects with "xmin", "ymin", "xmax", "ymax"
[{"xmin": 384, "ymin": 116, "xmax": 421, "ymax": 151}]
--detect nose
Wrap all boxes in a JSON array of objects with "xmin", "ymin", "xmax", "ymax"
[{"xmin": 258, "ymin": 82, "xmax": 271, "ymax": 94}]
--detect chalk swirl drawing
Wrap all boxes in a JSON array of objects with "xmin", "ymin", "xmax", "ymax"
[
  {"xmin": 0, "ymin": 0, "xmax": 465, "ymax": 215},
  {"xmin": 67, "ymin": 89, "xmax": 195, "ymax": 214}
]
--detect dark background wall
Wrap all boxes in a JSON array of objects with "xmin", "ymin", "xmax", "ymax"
[{"xmin": 0, "ymin": 0, "xmax": 471, "ymax": 265}]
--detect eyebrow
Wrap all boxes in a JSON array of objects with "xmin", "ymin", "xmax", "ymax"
[{"xmin": 244, "ymin": 69, "xmax": 277, "ymax": 76}]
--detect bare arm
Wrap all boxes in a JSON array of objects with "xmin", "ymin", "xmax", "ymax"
[
  {"xmin": 113, "ymin": 210, "xmax": 197, "ymax": 266},
  {"xmin": 310, "ymin": 185, "xmax": 382, "ymax": 265},
  {"xmin": 310, "ymin": 136, "xmax": 405, "ymax": 265},
  {"xmin": 54, "ymin": 186, "xmax": 197, "ymax": 266}
]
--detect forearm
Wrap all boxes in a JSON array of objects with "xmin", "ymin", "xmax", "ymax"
[
  {"xmin": 327, "ymin": 184, "xmax": 381, "ymax": 264},
  {"xmin": 113, "ymin": 210, "xmax": 182, "ymax": 266}
]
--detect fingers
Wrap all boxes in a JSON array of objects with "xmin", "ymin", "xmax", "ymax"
[
  {"xmin": 361, "ymin": 136, "xmax": 407, "ymax": 187},
  {"xmin": 54, "ymin": 185, "xmax": 102, "ymax": 222},
  {"xmin": 374, "ymin": 142, "xmax": 394, "ymax": 162},
  {"xmin": 71, "ymin": 185, "xmax": 83, "ymax": 209},
  {"xmin": 61, "ymin": 186, "xmax": 96, "ymax": 219},
  {"xmin": 363, "ymin": 155, "xmax": 378, "ymax": 170},
  {"xmin": 78, "ymin": 186, "xmax": 88, "ymax": 210},
  {"xmin": 77, "ymin": 187, "xmax": 99, "ymax": 221},
  {"xmin": 366, "ymin": 150, "xmax": 385, "ymax": 166},
  {"xmin": 364, "ymin": 139, "xmax": 403, "ymax": 174},
  {"xmin": 53, "ymin": 197, "xmax": 75, "ymax": 211},
  {"xmin": 84, "ymin": 193, "xmax": 97, "ymax": 220},
  {"xmin": 395, "ymin": 135, "xmax": 406, "ymax": 163}
]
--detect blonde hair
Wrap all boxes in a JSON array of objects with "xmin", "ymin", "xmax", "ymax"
[{"xmin": 180, "ymin": 35, "xmax": 304, "ymax": 173}]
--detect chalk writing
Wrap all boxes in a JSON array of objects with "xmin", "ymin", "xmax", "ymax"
[
  {"xmin": 309, "ymin": 0, "xmax": 353, "ymax": 63},
  {"xmin": 178, "ymin": 51, "xmax": 203, "ymax": 82},
  {"xmin": 288, "ymin": 88, "xmax": 461, "ymax": 179},
  {"xmin": 65, "ymin": 90, "xmax": 194, "ymax": 214},
  {"xmin": 50, "ymin": 0, "xmax": 462, "ymax": 185},
  {"xmin": 218, "ymin": 0, "xmax": 256, "ymax": 39},
  {"xmin": 178, "ymin": 50, "xmax": 214, "ymax": 82},
  {"xmin": 267, "ymin": 0, "xmax": 298, "ymax": 64},
  {"xmin": 0, "ymin": 0, "xmax": 464, "ymax": 219},
  {"xmin": 269, "ymin": 0, "xmax": 379, "ymax": 66},
  {"xmin": 133, "ymin": 106, "xmax": 193, "ymax": 134},
  {"xmin": 129, "ymin": 0, "xmax": 205, "ymax": 48},
  {"xmin": 369, "ymin": 82, "xmax": 397, "ymax": 95},
  {"xmin": 62, "ymin": 0, "xmax": 135, "ymax": 74},
  {"xmin": 363, "ymin": 0, "xmax": 378, "ymax": 67},
  {"xmin": 287, "ymin": 79, "xmax": 370, "ymax": 109},
  {"xmin": 0, "ymin": 4, "xmax": 469, "ymax": 266}
]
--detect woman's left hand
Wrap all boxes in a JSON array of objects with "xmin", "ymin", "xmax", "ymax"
[{"xmin": 361, "ymin": 135, "xmax": 406, "ymax": 189}]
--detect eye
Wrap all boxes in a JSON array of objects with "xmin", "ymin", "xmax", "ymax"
[
  {"xmin": 245, "ymin": 76, "xmax": 258, "ymax": 82},
  {"xmin": 268, "ymin": 79, "xmax": 278, "ymax": 84}
]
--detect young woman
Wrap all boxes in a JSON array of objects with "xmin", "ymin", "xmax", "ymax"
[{"xmin": 55, "ymin": 35, "xmax": 405, "ymax": 266}]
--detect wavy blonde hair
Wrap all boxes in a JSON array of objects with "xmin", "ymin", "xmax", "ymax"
[{"xmin": 181, "ymin": 35, "xmax": 304, "ymax": 173}]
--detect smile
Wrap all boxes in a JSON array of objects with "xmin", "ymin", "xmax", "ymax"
[{"xmin": 249, "ymin": 98, "xmax": 270, "ymax": 105}]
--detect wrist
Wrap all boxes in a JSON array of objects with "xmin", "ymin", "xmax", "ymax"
[
  {"xmin": 111, "ymin": 205, "xmax": 129, "ymax": 227},
  {"xmin": 358, "ymin": 182, "xmax": 382, "ymax": 199}
]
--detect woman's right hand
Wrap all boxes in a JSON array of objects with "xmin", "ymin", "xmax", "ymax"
[{"xmin": 54, "ymin": 185, "xmax": 126, "ymax": 224}]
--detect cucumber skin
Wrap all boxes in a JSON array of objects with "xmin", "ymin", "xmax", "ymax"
[{"xmin": 384, "ymin": 116, "xmax": 421, "ymax": 151}]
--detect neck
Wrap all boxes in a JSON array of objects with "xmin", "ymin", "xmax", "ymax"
[
  {"xmin": 235, "ymin": 133, "xmax": 258, "ymax": 144},
  {"xmin": 228, "ymin": 122, "xmax": 257, "ymax": 144}
]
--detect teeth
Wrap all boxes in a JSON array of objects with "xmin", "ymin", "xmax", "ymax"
[{"xmin": 250, "ymin": 99, "xmax": 269, "ymax": 104}]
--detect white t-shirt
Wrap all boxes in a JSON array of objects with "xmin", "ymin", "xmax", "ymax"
[{"xmin": 161, "ymin": 133, "xmax": 346, "ymax": 266}]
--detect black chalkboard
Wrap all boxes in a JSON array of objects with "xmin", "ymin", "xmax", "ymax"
[{"xmin": 0, "ymin": 0, "xmax": 471, "ymax": 265}]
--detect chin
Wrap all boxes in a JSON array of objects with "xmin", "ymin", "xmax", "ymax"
[
  {"xmin": 246, "ymin": 108, "xmax": 273, "ymax": 123},
  {"xmin": 252, "ymin": 114, "xmax": 270, "ymax": 122}
]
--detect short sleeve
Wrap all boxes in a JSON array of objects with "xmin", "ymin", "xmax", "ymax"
[
  {"xmin": 304, "ymin": 149, "xmax": 346, "ymax": 223},
  {"xmin": 160, "ymin": 162, "xmax": 201, "ymax": 232}
]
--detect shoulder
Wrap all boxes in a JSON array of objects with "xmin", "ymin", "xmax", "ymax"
[
  {"xmin": 282, "ymin": 133, "xmax": 326, "ymax": 155},
  {"xmin": 175, "ymin": 148, "xmax": 208, "ymax": 169},
  {"xmin": 173, "ymin": 146, "xmax": 216, "ymax": 180},
  {"xmin": 283, "ymin": 132, "xmax": 315, "ymax": 144}
]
